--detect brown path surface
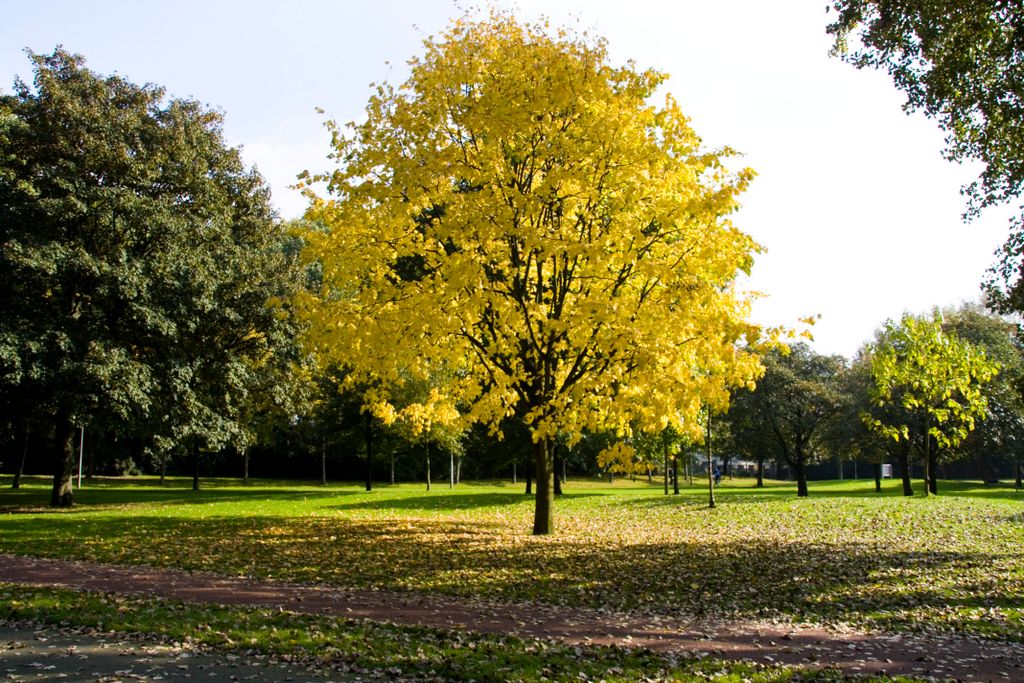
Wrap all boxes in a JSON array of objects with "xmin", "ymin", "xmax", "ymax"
[{"xmin": 1, "ymin": 553, "xmax": 1022, "ymax": 681}]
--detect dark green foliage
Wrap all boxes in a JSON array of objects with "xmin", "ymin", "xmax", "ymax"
[
  {"xmin": 0, "ymin": 49, "xmax": 302, "ymax": 504},
  {"xmin": 827, "ymin": 2, "xmax": 1024, "ymax": 311},
  {"xmin": 943, "ymin": 303, "xmax": 1024, "ymax": 482},
  {"xmin": 728, "ymin": 344, "xmax": 847, "ymax": 497}
]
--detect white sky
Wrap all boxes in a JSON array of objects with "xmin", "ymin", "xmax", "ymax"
[{"xmin": 2, "ymin": 0, "xmax": 1012, "ymax": 358}]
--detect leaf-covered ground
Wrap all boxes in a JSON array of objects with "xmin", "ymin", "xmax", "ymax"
[{"xmin": 1, "ymin": 476, "xmax": 1022, "ymax": 640}]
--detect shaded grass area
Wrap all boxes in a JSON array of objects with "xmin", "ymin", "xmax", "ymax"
[
  {"xmin": 1, "ymin": 476, "xmax": 1023, "ymax": 639},
  {"xmin": 0, "ymin": 583, "xmax": 904, "ymax": 683}
]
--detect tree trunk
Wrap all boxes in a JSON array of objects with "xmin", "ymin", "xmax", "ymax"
[
  {"xmin": 456, "ymin": 455, "xmax": 462, "ymax": 485},
  {"xmin": 320, "ymin": 436, "xmax": 326, "ymax": 486},
  {"xmin": 553, "ymin": 443, "xmax": 562, "ymax": 496},
  {"xmin": 192, "ymin": 444, "xmax": 201, "ymax": 491},
  {"xmin": 920, "ymin": 415, "xmax": 931, "ymax": 497},
  {"xmin": 673, "ymin": 455, "xmax": 680, "ymax": 495},
  {"xmin": 364, "ymin": 413, "xmax": 373, "ymax": 492},
  {"xmin": 898, "ymin": 448, "xmax": 913, "ymax": 496},
  {"xmin": 244, "ymin": 448, "xmax": 251, "ymax": 485},
  {"xmin": 663, "ymin": 448, "xmax": 669, "ymax": 496},
  {"xmin": 12, "ymin": 424, "xmax": 28, "ymax": 489},
  {"xmin": 1016, "ymin": 460, "xmax": 1022, "ymax": 489},
  {"xmin": 50, "ymin": 412, "xmax": 76, "ymax": 507},
  {"xmin": 450, "ymin": 449, "xmax": 455, "ymax": 490},
  {"xmin": 836, "ymin": 455, "xmax": 844, "ymax": 480},
  {"xmin": 76, "ymin": 427, "xmax": 84, "ymax": 488},
  {"xmin": 389, "ymin": 451, "xmax": 395, "ymax": 485},
  {"xmin": 512, "ymin": 462, "xmax": 517, "ymax": 485},
  {"xmin": 928, "ymin": 443, "xmax": 938, "ymax": 495},
  {"xmin": 921, "ymin": 450, "xmax": 930, "ymax": 497},
  {"xmin": 160, "ymin": 456, "xmax": 167, "ymax": 485},
  {"xmin": 873, "ymin": 462, "xmax": 882, "ymax": 493},
  {"xmin": 532, "ymin": 438, "xmax": 554, "ymax": 535},
  {"xmin": 976, "ymin": 451, "xmax": 998, "ymax": 484},
  {"xmin": 795, "ymin": 456, "xmax": 809, "ymax": 498},
  {"xmin": 425, "ymin": 443, "xmax": 431, "ymax": 492},
  {"xmin": 755, "ymin": 455, "xmax": 764, "ymax": 488},
  {"xmin": 706, "ymin": 410, "xmax": 715, "ymax": 509},
  {"xmin": 85, "ymin": 433, "xmax": 95, "ymax": 480}
]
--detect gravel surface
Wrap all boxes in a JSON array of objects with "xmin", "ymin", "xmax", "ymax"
[{"xmin": 0, "ymin": 623, "xmax": 343, "ymax": 682}]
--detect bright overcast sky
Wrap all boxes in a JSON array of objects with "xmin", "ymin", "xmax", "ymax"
[{"xmin": 3, "ymin": 0, "xmax": 1013, "ymax": 358}]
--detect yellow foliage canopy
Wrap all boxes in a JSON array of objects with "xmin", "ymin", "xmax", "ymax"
[{"xmin": 297, "ymin": 13, "xmax": 765, "ymax": 451}]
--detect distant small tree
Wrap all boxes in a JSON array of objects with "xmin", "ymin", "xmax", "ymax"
[
  {"xmin": 381, "ymin": 369, "xmax": 465, "ymax": 490},
  {"xmin": 595, "ymin": 438, "xmax": 644, "ymax": 481}
]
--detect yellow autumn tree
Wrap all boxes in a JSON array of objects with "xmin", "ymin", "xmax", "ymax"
[{"xmin": 297, "ymin": 13, "xmax": 766, "ymax": 534}]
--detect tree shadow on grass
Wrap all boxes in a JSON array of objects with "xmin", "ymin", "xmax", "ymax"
[
  {"xmin": 2, "ymin": 475, "xmax": 376, "ymax": 491},
  {"xmin": 0, "ymin": 485, "xmax": 354, "ymax": 513},
  {"xmin": 621, "ymin": 479, "xmax": 1024, "ymax": 507},
  {"xmin": 951, "ymin": 483, "xmax": 1024, "ymax": 502},
  {"xmin": 330, "ymin": 491, "xmax": 595, "ymax": 512},
  {"xmin": 616, "ymin": 488, "xmax": 883, "ymax": 509}
]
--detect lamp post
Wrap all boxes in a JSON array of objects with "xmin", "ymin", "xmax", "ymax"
[
  {"xmin": 706, "ymin": 406, "xmax": 715, "ymax": 509},
  {"xmin": 77, "ymin": 427, "xmax": 84, "ymax": 489}
]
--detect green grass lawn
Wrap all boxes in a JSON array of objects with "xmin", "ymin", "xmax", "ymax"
[{"xmin": 1, "ymin": 475, "xmax": 1022, "ymax": 645}]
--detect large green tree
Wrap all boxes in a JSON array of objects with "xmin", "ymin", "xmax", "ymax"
[
  {"xmin": 827, "ymin": 2, "xmax": 1024, "ymax": 310},
  {"xmin": 298, "ymin": 14, "xmax": 766, "ymax": 534},
  {"xmin": 0, "ymin": 49, "xmax": 300, "ymax": 505},
  {"xmin": 864, "ymin": 312, "xmax": 998, "ymax": 495}
]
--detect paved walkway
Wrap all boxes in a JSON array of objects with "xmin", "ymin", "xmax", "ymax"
[{"xmin": 1, "ymin": 554, "xmax": 1022, "ymax": 681}]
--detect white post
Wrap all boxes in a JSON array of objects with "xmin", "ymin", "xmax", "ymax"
[{"xmin": 77, "ymin": 427, "xmax": 85, "ymax": 489}]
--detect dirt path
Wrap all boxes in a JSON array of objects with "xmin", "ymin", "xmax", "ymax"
[{"xmin": 1, "ymin": 554, "xmax": 1021, "ymax": 681}]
